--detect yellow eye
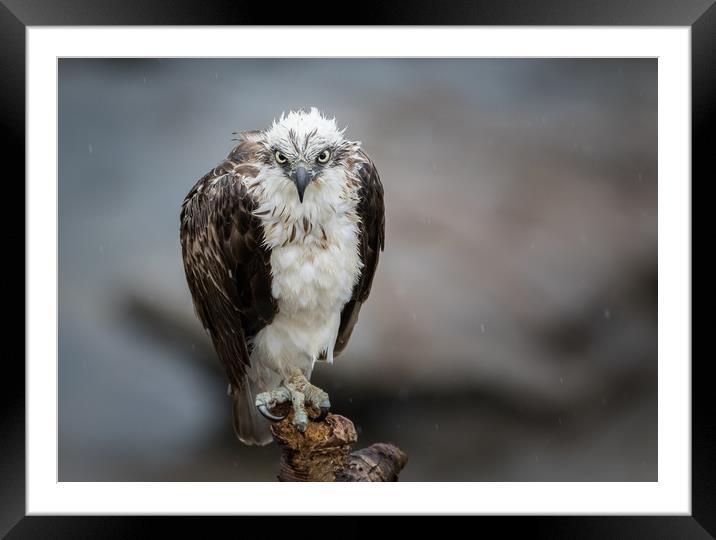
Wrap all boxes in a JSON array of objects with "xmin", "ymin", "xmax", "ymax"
[
  {"xmin": 317, "ymin": 149, "xmax": 331, "ymax": 164},
  {"xmin": 275, "ymin": 151, "xmax": 288, "ymax": 164}
]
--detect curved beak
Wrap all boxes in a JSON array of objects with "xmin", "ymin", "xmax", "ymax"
[{"xmin": 291, "ymin": 166, "xmax": 314, "ymax": 203}]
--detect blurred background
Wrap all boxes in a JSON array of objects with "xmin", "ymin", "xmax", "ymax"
[{"xmin": 59, "ymin": 58, "xmax": 657, "ymax": 482}]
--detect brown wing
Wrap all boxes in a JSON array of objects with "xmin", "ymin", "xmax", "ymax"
[
  {"xmin": 334, "ymin": 151, "xmax": 385, "ymax": 356},
  {"xmin": 180, "ymin": 137, "xmax": 276, "ymax": 390}
]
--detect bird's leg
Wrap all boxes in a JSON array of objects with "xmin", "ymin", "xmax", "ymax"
[
  {"xmin": 255, "ymin": 369, "xmax": 331, "ymax": 432},
  {"xmin": 285, "ymin": 381, "xmax": 308, "ymax": 432},
  {"xmin": 286, "ymin": 370, "xmax": 331, "ymax": 427}
]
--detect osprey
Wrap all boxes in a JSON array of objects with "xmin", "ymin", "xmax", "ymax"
[{"xmin": 180, "ymin": 108, "xmax": 385, "ymax": 445}]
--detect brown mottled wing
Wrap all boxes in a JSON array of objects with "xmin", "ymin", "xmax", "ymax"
[
  {"xmin": 334, "ymin": 151, "xmax": 385, "ymax": 356},
  {"xmin": 180, "ymin": 138, "xmax": 276, "ymax": 390}
]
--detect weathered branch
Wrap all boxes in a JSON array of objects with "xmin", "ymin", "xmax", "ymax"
[
  {"xmin": 270, "ymin": 412, "xmax": 407, "ymax": 482},
  {"xmin": 337, "ymin": 443, "xmax": 408, "ymax": 482}
]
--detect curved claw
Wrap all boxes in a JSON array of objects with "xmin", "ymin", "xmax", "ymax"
[
  {"xmin": 316, "ymin": 404, "xmax": 330, "ymax": 422},
  {"xmin": 256, "ymin": 403, "xmax": 287, "ymax": 422}
]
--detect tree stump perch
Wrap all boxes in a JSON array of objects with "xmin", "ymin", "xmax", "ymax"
[{"xmin": 270, "ymin": 411, "xmax": 408, "ymax": 482}]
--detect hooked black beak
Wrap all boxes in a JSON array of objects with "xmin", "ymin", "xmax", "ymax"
[{"xmin": 291, "ymin": 166, "xmax": 314, "ymax": 203}]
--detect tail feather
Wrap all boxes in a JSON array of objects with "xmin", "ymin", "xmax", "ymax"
[{"xmin": 231, "ymin": 377, "xmax": 273, "ymax": 446}]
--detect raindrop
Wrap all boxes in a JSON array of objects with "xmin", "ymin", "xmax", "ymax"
[
  {"xmin": 98, "ymin": 243, "xmax": 103, "ymax": 253},
  {"xmin": 88, "ymin": 144, "xmax": 93, "ymax": 155},
  {"xmin": 603, "ymin": 308, "xmax": 611, "ymax": 319},
  {"xmin": 559, "ymin": 376, "xmax": 564, "ymax": 385},
  {"xmin": 480, "ymin": 324, "xmax": 485, "ymax": 333},
  {"xmin": 434, "ymin": 423, "xmax": 439, "ymax": 431}
]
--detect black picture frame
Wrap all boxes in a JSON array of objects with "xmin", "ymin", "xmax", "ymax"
[{"xmin": 4, "ymin": 1, "xmax": 708, "ymax": 536}]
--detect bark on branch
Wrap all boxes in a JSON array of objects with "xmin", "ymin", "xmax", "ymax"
[{"xmin": 270, "ymin": 412, "xmax": 408, "ymax": 482}]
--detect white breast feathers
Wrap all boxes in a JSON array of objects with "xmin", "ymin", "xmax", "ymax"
[{"xmin": 245, "ymin": 165, "xmax": 363, "ymax": 372}]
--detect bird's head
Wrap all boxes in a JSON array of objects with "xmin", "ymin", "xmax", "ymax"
[{"xmin": 261, "ymin": 108, "xmax": 357, "ymax": 203}]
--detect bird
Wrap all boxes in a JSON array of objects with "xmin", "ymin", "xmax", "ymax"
[{"xmin": 180, "ymin": 108, "xmax": 385, "ymax": 446}]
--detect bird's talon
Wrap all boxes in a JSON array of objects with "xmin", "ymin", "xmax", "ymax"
[
  {"xmin": 316, "ymin": 405, "xmax": 330, "ymax": 422},
  {"xmin": 256, "ymin": 376, "xmax": 330, "ymax": 429},
  {"xmin": 256, "ymin": 403, "xmax": 287, "ymax": 422},
  {"xmin": 293, "ymin": 412, "xmax": 308, "ymax": 432}
]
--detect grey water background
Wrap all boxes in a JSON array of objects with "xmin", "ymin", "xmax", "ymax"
[{"xmin": 59, "ymin": 58, "xmax": 657, "ymax": 481}]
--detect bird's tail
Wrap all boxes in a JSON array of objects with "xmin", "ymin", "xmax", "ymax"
[{"xmin": 231, "ymin": 375, "xmax": 276, "ymax": 446}]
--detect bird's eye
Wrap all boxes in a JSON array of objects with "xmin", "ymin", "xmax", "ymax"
[
  {"xmin": 317, "ymin": 149, "xmax": 331, "ymax": 164},
  {"xmin": 275, "ymin": 151, "xmax": 288, "ymax": 164}
]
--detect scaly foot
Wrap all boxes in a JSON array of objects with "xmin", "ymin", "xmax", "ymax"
[{"xmin": 255, "ymin": 371, "xmax": 330, "ymax": 432}]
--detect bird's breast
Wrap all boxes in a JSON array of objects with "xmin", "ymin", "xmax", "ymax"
[
  {"xmin": 252, "ymin": 215, "xmax": 361, "ymax": 367},
  {"xmin": 251, "ymin": 171, "xmax": 363, "ymax": 363},
  {"xmin": 269, "ymin": 216, "xmax": 361, "ymax": 316}
]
